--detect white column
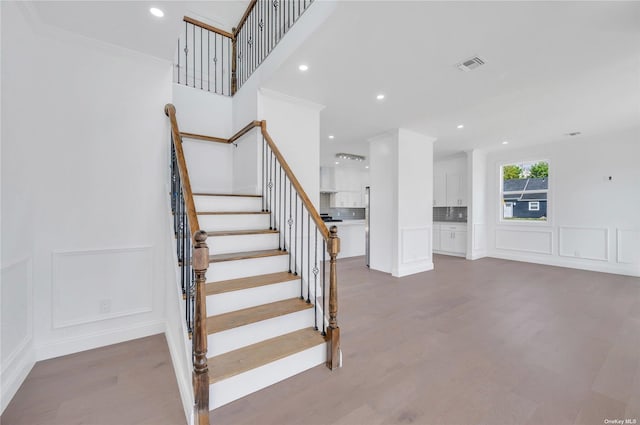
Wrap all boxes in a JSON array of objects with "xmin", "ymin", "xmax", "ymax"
[
  {"xmin": 368, "ymin": 129, "xmax": 435, "ymax": 277},
  {"xmin": 467, "ymin": 149, "xmax": 488, "ymax": 260}
]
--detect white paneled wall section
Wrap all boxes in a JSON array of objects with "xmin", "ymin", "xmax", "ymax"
[{"xmin": 486, "ymin": 128, "xmax": 640, "ymax": 276}]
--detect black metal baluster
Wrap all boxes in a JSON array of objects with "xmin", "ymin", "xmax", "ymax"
[
  {"xmin": 280, "ymin": 166, "xmax": 285, "ymax": 250},
  {"xmin": 300, "ymin": 198, "xmax": 304, "ymax": 299},
  {"xmin": 177, "ymin": 39, "xmax": 181, "ymax": 84},
  {"xmin": 322, "ymin": 239, "xmax": 326, "ymax": 335},
  {"xmin": 271, "ymin": 151, "xmax": 278, "ymax": 230},
  {"xmin": 313, "ymin": 228, "xmax": 318, "ymax": 330},
  {"xmin": 192, "ymin": 24, "xmax": 195, "ymax": 88},
  {"xmin": 294, "ymin": 194, "xmax": 298, "ymax": 275},
  {"xmin": 262, "ymin": 136, "xmax": 266, "ymax": 211},
  {"xmin": 283, "ymin": 176, "xmax": 287, "ymax": 252},
  {"xmin": 184, "ymin": 22, "xmax": 188, "ymax": 86},
  {"xmin": 288, "ymin": 181, "xmax": 292, "ymax": 271},
  {"xmin": 306, "ymin": 211, "xmax": 311, "ymax": 303}
]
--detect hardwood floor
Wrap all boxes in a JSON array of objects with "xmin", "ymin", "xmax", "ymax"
[
  {"xmin": 1, "ymin": 334, "xmax": 185, "ymax": 425},
  {"xmin": 213, "ymin": 255, "xmax": 640, "ymax": 425},
  {"xmin": 3, "ymin": 255, "xmax": 639, "ymax": 425}
]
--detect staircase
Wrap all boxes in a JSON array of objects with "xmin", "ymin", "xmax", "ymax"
[
  {"xmin": 195, "ymin": 193, "xmax": 326, "ymax": 409},
  {"xmin": 165, "ymin": 104, "xmax": 340, "ymax": 423}
]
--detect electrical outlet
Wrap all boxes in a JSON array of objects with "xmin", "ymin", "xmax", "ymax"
[{"xmin": 100, "ymin": 299, "xmax": 111, "ymax": 314}]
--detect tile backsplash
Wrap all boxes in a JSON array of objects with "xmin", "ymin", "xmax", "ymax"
[
  {"xmin": 327, "ymin": 208, "xmax": 366, "ymax": 220},
  {"xmin": 433, "ymin": 206, "xmax": 467, "ymax": 222}
]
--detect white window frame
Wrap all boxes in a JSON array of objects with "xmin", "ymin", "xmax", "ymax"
[
  {"xmin": 529, "ymin": 201, "xmax": 540, "ymax": 211},
  {"xmin": 498, "ymin": 159, "xmax": 551, "ymax": 226}
]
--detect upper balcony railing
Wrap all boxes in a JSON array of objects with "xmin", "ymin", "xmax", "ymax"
[{"xmin": 174, "ymin": 0, "xmax": 315, "ymax": 96}]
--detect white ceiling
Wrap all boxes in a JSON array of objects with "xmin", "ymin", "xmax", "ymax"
[
  {"xmin": 27, "ymin": 1, "xmax": 640, "ymax": 166},
  {"xmin": 259, "ymin": 1, "xmax": 640, "ymax": 164},
  {"xmin": 30, "ymin": 1, "xmax": 250, "ymax": 61}
]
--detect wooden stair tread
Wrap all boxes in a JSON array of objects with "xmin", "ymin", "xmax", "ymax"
[
  {"xmin": 209, "ymin": 249, "xmax": 287, "ymax": 263},
  {"xmin": 207, "ymin": 229, "xmax": 278, "ymax": 237},
  {"xmin": 193, "ymin": 193, "xmax": 262, "ymax": 198},
  {"xmin": 209, "ymin": 328, "xmax": 325, "ymax": 384},
  {"xmin": 207, "ymin": 272, "xmax": 299, "ymax": 295},
  {"xmin": 198, "ymin": 211, "xmax": 269, "ymax": 215},
  {"xmin": 207, "ymin": 298, "xmax": 313, "ymax": 334}
]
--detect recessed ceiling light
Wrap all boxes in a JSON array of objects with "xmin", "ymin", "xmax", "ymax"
[
  {"xmin": 149, "ymin": 7, "xmax": 164, "ymax": 17},
  {"xmin": 335, "ymin": 161, "xmax": 339, "ymax": 165},
  {"xmin": 328, "ymin": 135, "xmax": 334, "ymax": 139},
  {"xmin": 376, "ymin": 94, "xmax": 385, "ymax": 100},
  {"xmin": 365, "ymin": 166, "xmax": 369, "ymax": 169},
  {"xmin": 502, "ymin": 140, "xmax": 509, "ymax": 145},
  {"xmin": 298, "ymin": 64, "xmax": 309, "ymax": 72},
  {"xmin": 457, "ymin": 124, "xmax": 464, "ymax": 129}
]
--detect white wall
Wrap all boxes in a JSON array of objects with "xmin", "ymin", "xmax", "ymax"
[
  {"xmin": 258, "ymin": 89, "xmax": 323, "ymax": 208},
  {"xmin": 1, "ymin": 2, "xmax": 176, "ymax": 411},
  {"xmin": 486, "ymin": 127, "xmax": 640, "ymax": 276}
]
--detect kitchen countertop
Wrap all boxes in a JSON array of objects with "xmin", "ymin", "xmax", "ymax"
[
  {"xmin": 330, "ymin": 219, "xmax": 365, "ymax": 226},
  {"xmin": 434, "ymin": 220, "xmax": 468, "ymax": 224}
]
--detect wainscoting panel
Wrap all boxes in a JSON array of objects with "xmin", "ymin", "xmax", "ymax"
[
  {"xmin": 1, "ymin": 257, "xmax": 35, "ymax": 414},
  {"xmin": 559, "ymin": 227, "xmax": 609, "ymax": 261},
  {"xmin": 473, "ymin": 224, "xmax": 486, "ymax": 251},
  {"xmin": 1, "ymin": 258, "xmax": 32, "ymax": 372},
  {"xmin": 52, "ymin": 247, "xmax": 153, "ymax": 328},
  {"xmin": 617, "ymin": 229, "xmax": 640, "ymax": 264},
  {"xmin": 495, "ymin": 228, "xmax": 553, "ymax": 255},
  {"xmin": 400, "ymin": 227, "xmax": 431, "ymax": 264}
]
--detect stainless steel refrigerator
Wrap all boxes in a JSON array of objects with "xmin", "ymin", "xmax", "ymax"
[{"xmin": 365, "ymin": 186, "xmax": 370, "ymax": 267}]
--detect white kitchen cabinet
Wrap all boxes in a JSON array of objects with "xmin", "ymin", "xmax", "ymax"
[
  {"xmin": 320, "ymin": 167, "xmax": 336, "ymax": 192},
  {"xmin": 433, "ymin": 156, "xmax": 467, "ymax": 207},
  {"xmin": 445, "ymin": 173, "xmax": 466, "ymax": 206},
  {"xmin": 434, "ymin": 223, "xmax": 467, "ymax": 256},
  {"xmin": 330, "ymin": 191, "xmax": 364, "ymax": 208},
  {"xmin": 433, "ymin": 172, "xmax": 446, "ymax": 207}
]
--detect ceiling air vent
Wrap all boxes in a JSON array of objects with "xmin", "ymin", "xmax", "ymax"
[{"xmin": 456, "ymin": 56, "xmax": 486, "ymax": 72}]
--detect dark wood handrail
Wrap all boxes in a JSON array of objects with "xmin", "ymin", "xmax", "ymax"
[
  {"xmin": 165, "ymin": 103, "xmax": 210, "ymax": 423},
  {"xmin": 229, "ymin": 121, "xmax": 262, "ymax": 144},
  {"xmin": 184, "ymin": 16, "xmax": 234, "ymax": 39},
  {"xmin": 260, "ymin": 121, "xmax": 330, "ymax": 242},
  {"xmin": 181, "ymin": 132, "xmax": 229, "ymax": 144},
  {"xmin": 233, "ymin": 0, "xmax": 258, "ymax": 37},
  {"xmin": 165, "ymin": 104, "xmax": 201, "ymax": 235}
]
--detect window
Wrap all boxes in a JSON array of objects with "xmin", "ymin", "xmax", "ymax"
[{"xmin": 501, "ymin": 160, "xmax": 549, "ymax": 222}]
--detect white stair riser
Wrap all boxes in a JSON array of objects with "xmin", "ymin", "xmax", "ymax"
[
  {"xmin": 208, "ymin": 233, "xmax": 280, "ymax": 255},
  {"xmin": 210, "ymin": 342, "xmax": 326, "ymax": 410},
  {"xmin": 208, "ymin": 308, "xmax": 315, "ymax": 357},
  {"xmin": 206, "ymin": 255, "xmax": 289, "ymax": 282},
  {"xmin": 199, "ymin": 214, "xmax": 271, "ymax": 231},
  {"xmin": 194, "ymin": 196, "xmax": 262, "ymax": 213},
  {"xmin": 207, "ymin": 280, "xmax": 301, "ymax": 316}
]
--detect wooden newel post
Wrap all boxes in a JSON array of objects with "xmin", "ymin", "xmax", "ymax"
[
  {"xmin": 192, "ymin": 230, "xmax": 210, "ymax": 425},
  {"xmin": 326, "ymin": 225, "xmax": 341, "ymax": 370}
]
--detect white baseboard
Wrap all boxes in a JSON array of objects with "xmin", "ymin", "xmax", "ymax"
[
  {"xmin": 467, "ymin": 251, "xmax": 488, "ymax": 260},
  {"xmin": 393, "ymin": 261, "xmax": 434, "ymax": 277},
  {"xmin": 1, "ymin": 338, "xmax": 35, "ymax": 414},
  {"xmin": 488, "ymin": 252, "xmax": 640, "ymax": 278},
  {"xmin": 35, "ymin": 320, "xmax": 165, "ymax": 361}
]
